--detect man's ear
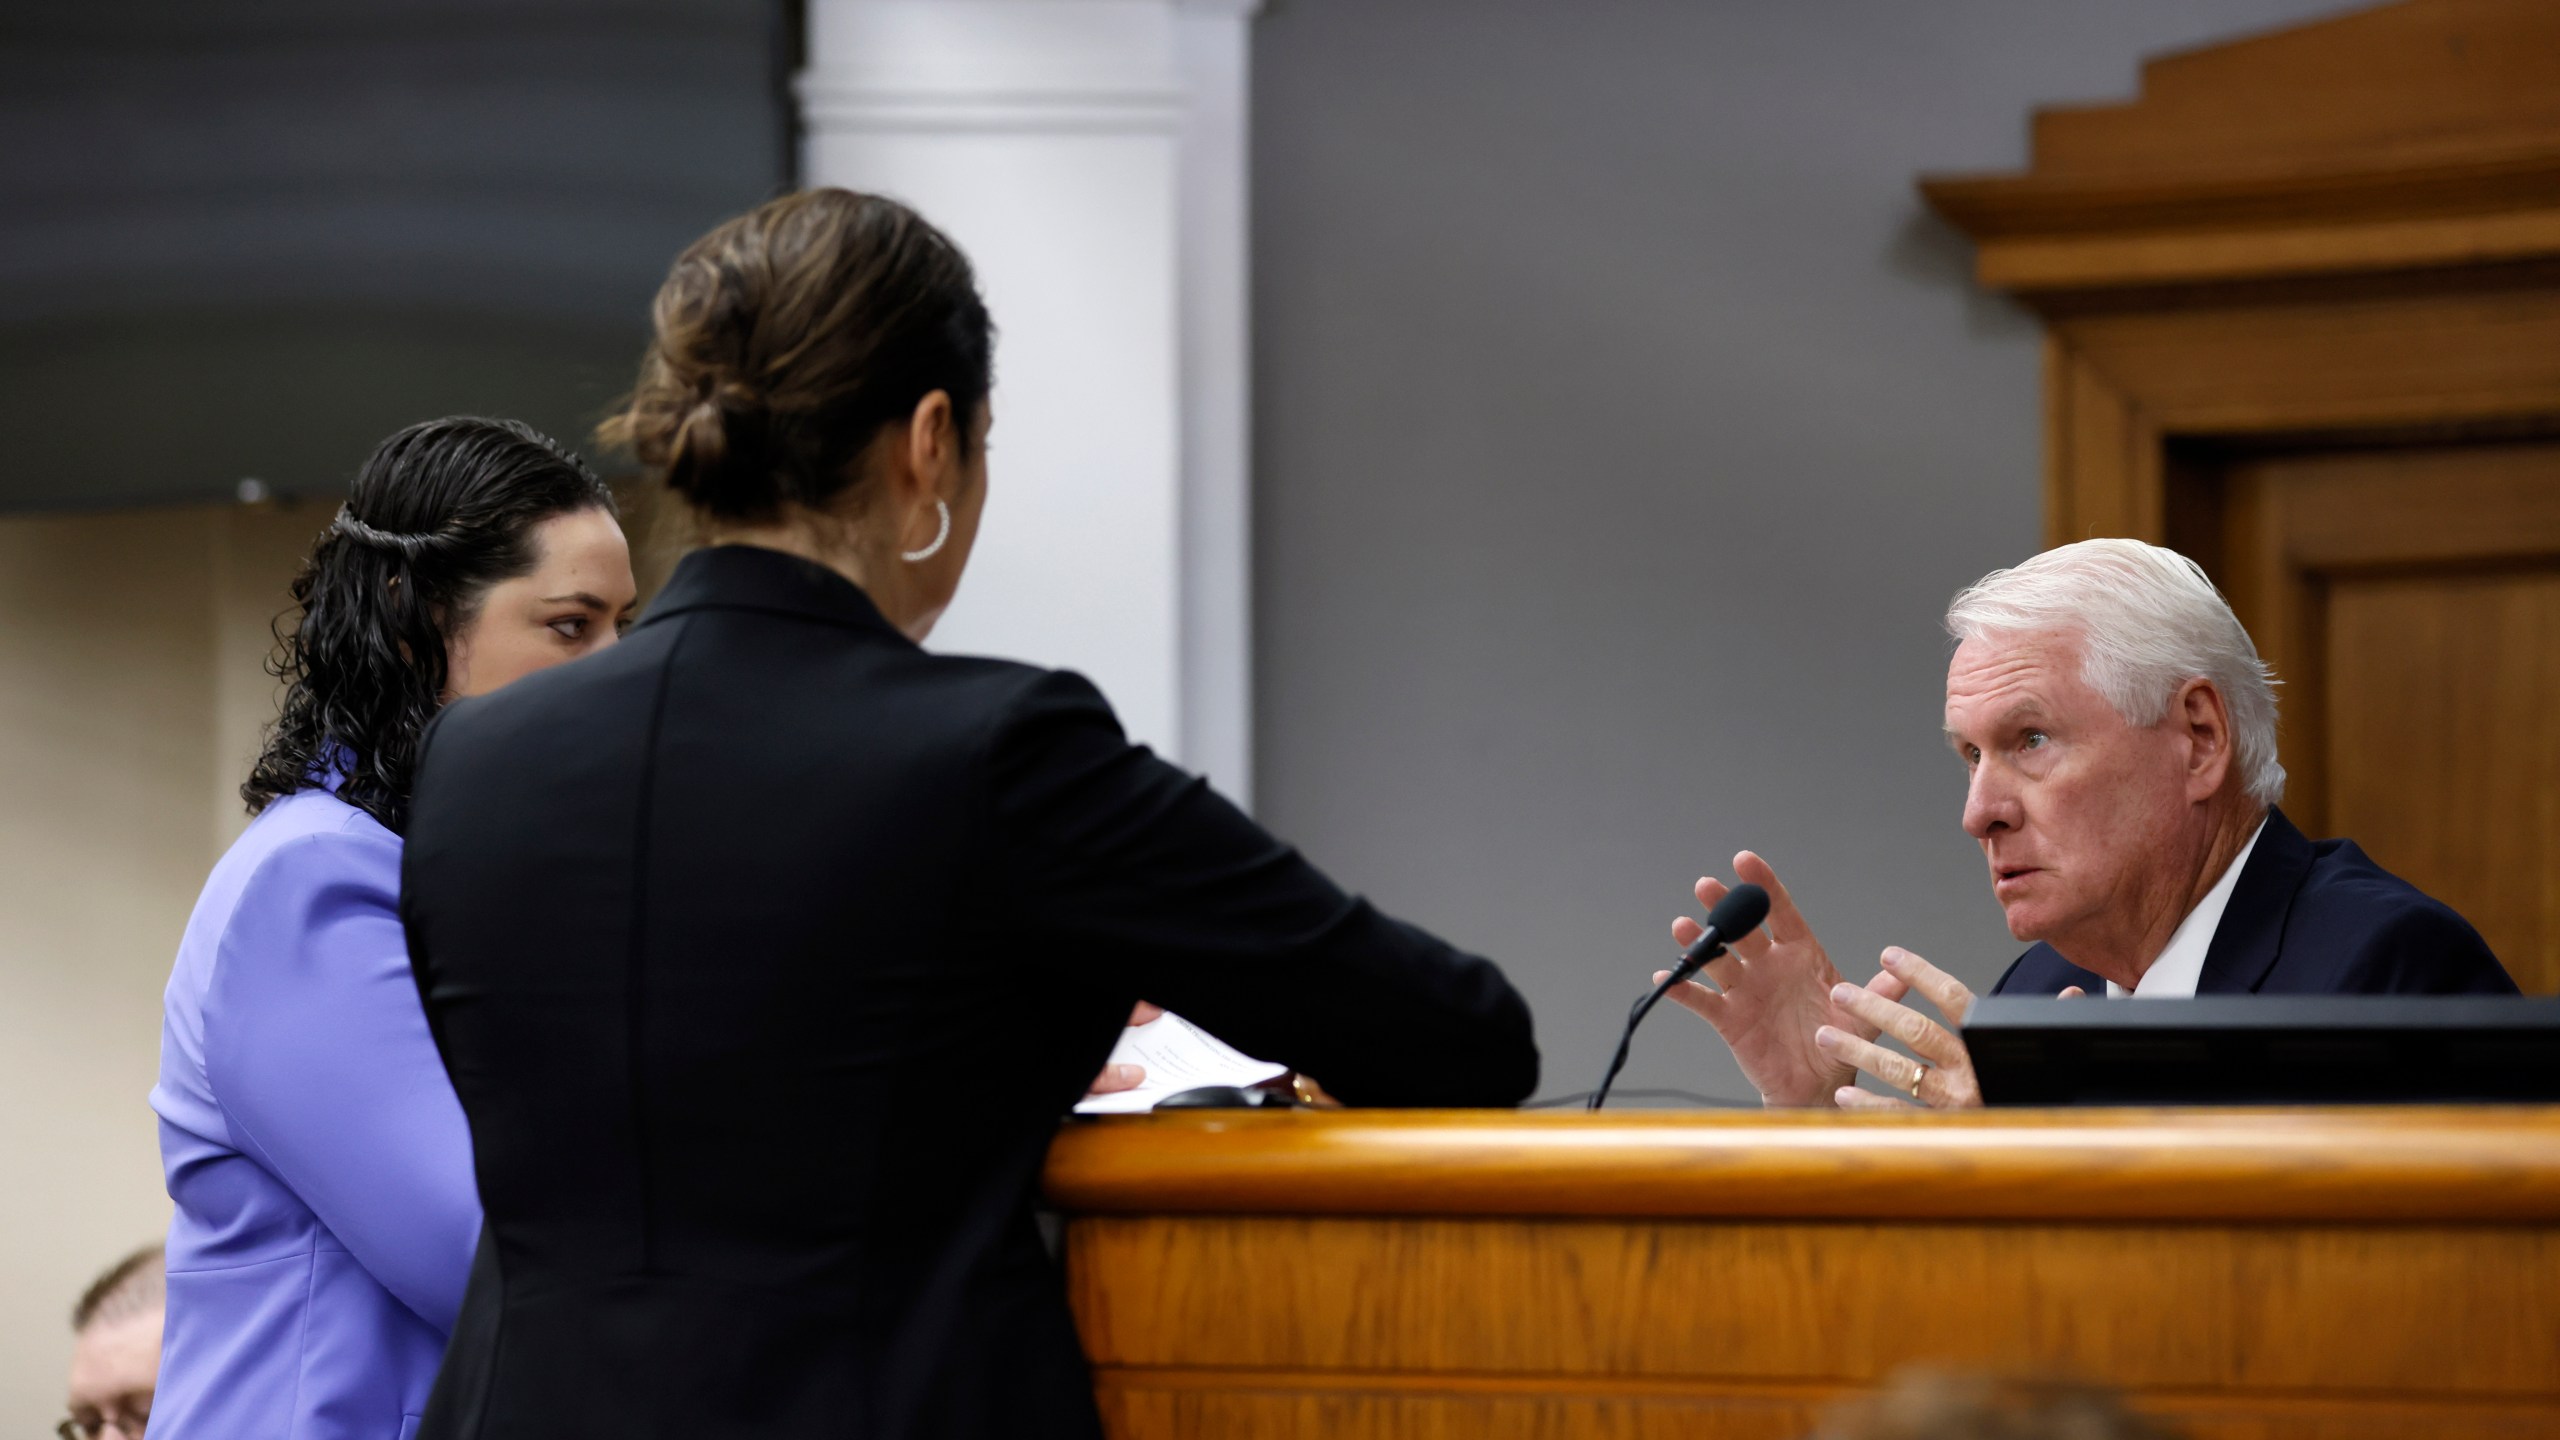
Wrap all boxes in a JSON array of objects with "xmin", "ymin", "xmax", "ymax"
[{"xmin": 2177, "ymin": 677, "xmax": 2234, "ymax": 801}]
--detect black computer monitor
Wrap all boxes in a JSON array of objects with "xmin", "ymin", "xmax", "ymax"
[{"xmin": 1963, "ymin": 996, "xmax": 2560, "ymax": 1105}]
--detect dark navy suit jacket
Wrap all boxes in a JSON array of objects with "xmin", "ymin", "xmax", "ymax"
[{"xmin": 1991, "ymin": 807, "xmax": 2518, "ymax": 997}]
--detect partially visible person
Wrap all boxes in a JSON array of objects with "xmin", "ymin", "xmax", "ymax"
[
  {"xmin": 1665, "ymin": 539, "xmax": 2514, "ymax": 1110},
  {"xmin": 60, "ymin": 1244, "xmax": 163, "ymax": 1440},
  {"xmin": 1809, "ymin": 1369, "xmax": 2184, "ymax": 1440},
  {"xmin": 151, "ymin": 418, "xmax": 638, "ymax": 1440},
  {"xmin": 402, "ymin": 187, "xmax": 1539, "ymax": 1440}
]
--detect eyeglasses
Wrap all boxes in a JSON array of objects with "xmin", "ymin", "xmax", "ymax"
[{"xmin": 53, "ymin": 1400, "xmax": 147, "ymax": 1440}]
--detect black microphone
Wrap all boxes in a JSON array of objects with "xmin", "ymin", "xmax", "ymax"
[
  {"xmin": 1671, "ymin": 883, "xmax": 1770, "ymax": 983},
  {"xmin": 1588, "ymin": 883, "xmax": 1770, "ymax": 1112}
]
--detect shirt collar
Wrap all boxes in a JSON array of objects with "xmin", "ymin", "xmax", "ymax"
[
  {"xmin": 2108, "ymin": 816, "xmax": 2268, "ymax": 998},
  {"xmin": 636, "ymin": 542, "xmax": 911, "ymax": 642},
  {"xmin": 312, "ymin": 740, "xmax": 355, "ymax": 794}
]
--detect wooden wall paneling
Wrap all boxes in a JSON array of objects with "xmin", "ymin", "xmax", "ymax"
[
  {"xmin": 2039, "ymin": 307, "xmax": 2560, "ymax": 895},
  {"xmin": 2050, "ymin": 289, "xmax": 2560, "ymax": 437},
  {"xmin": 2215, "ymin": 444, "xmax": 2560, "ymax": 986},
  {"xmin": 2040, "ymin": 333, "xmax": 2070, "ymax": 546},
  {"xmin": 2044, "ymin": 342, "xmax": 2161, "ymax": 547},
  {"xmin": 2212, "ymin": 459, "xmax": 2330, "ymax": 839},
  {"xmin": 2324, "ymin": 568, "xmax": 2560, "ymax": 990},
  {"xmin": 2243, "ymin": 441, "xmax": 2560, "ymax": 568},
  {"xmin": 2217, "ymin": 440, "xmax": 2560, "ymax": 990}
]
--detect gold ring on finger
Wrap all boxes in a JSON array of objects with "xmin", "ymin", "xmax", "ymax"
[{"xmin": 1907, "ymin": 1064, "xmax": 1928, "ymax": 1100}]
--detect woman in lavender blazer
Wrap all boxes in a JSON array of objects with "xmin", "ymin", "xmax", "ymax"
[{"xmin": 150, "ymin": 418, "xmax": 638, "ymax": 1440}]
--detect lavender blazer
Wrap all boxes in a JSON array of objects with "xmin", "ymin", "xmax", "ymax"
[{"xmin": 151, "ymin": 785, "xmax": 481, "ymax": 1440}]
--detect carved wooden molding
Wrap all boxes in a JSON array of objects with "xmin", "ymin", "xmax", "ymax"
[
  {"xmin": 1922, "ymin": 0, "xmax": 2560, "ymax": 297},
  {"xmin": 1917, "ymin": 0, "xmax": 2560, "ymax": 556}
]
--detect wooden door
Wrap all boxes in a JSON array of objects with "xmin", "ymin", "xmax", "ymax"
[{"xmin": 2199, "ymin": 440, "xmax": 2560, "ymax": 993}]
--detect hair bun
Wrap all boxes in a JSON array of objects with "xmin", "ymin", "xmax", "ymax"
[
  {"xmin": 659, "ymin": 374, "xmax": 783, "ymax": 515},
  {"xmin": 598, "ymin": 188, "xmax": 993, "ymax": 524}
]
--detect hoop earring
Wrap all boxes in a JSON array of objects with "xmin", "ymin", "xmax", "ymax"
[{"xmin": 901, "ymin": 500, "xmax": 952, "ymax": 563}]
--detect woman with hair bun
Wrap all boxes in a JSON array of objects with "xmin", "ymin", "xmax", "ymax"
[
  {"xmin": 401, "ymin": 188, "xmax": 1540, "ymax": 1439},
  {"xmin": 151, "ymin": 417, "xmax": 637, "ymax": 1440}
]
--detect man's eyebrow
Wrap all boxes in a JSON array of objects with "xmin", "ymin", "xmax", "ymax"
[{"xmin": 1945, "ymin": 701, "xmax": 2049, "ymax": 746}]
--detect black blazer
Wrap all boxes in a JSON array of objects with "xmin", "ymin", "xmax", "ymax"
[
  {"xmin": 1991, "ymin": 807, "xmax": 2516, "ymax": 997},
  {"xmin": 400, "ymin": 545, "xmax": 1539, "ymax": 1440}
]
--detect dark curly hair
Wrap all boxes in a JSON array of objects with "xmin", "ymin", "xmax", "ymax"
[{"xmin": 242, "ymin": 417, "xmax": 617, "ymax": 834}]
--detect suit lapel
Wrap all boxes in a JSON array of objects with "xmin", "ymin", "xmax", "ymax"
[
  {"xmin": 1991, "ymin": 942, "xmax": 2105, "ymax": 996},
  {"xmin": 2194, "ymin": 807, "xmax": 2311, "ymax": 995}
]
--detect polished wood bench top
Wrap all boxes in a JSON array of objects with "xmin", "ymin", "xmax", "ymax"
[{"xmin": 1044, "ymin": 1105, "xmax": 2560, "ymax": 1222}]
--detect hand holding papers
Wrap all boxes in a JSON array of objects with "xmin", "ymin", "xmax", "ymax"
[{"xmin": 1073, "ymin": 1011, "xmax": 1287, "ymax": 1114}]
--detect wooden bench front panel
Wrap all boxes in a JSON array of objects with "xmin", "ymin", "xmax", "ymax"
[{"xmin": 1070, "ymin": 1214, "xmax": 2560, "ymax": 1438}]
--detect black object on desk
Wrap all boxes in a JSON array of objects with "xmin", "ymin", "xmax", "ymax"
[
  {"xmin": 1155, "ymin": 1084, "xmax": 1302, "ymax": 1110},
  {"xmin": 1966, "ymin": 995, "xmax": 2560, "ymax": 1105}
]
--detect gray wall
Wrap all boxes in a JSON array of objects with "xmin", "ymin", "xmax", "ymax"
[
  {"xmin": 0, "ymin": 0, "xmax": 785, "ymax": 511},
  {"xmin": 1250, "ymin": 0, "xmax": 2353, "ymax": 1103}
]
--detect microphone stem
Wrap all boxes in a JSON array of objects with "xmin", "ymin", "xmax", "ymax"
[{"xmin": 1588, "ymin": 959, "xmax": 1703, "ymax": 1112}]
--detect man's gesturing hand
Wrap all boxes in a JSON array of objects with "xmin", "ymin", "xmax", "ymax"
[
  {"xmin": 1655, "ymin": 851, "xmax": 1911, "ymax": 1107},
  {"xmin": 1813, "ymin": 948, "xmax": 1982, "ymax": 1109},
  {"xmin": 1820, "ymin": 951, "xmax": 2088, "ymax": 1108}
]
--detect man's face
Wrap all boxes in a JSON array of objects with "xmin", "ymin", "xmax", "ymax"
[
  {"xmin": 1944, "ymin": 628, "xmax": 2192, "ymax": 949},
  {"xmin": 65, "ymin": 1307, "xmax": 159, "ymax": 1438}
]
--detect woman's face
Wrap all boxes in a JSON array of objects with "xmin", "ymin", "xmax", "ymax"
[{"xmin": 444, "ymin": 507, "xmax": 640, "ymax": 700}]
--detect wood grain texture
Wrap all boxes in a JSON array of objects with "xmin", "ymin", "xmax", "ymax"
[
  {"xmin": 2048, "ymin": 345, "xmax": 2159, "ymax": 545},
  {"xmin": 2327, "ymin": 569, "xmax": 2560, "ymax": 993},
  {"xmin": 1053, "ymin": 1110, "xmax": 2560, "ymax": 1439},
  {"xmin": 1092, "ymin": 1382, "xmax": 2560, "ymax": 1440},
  {"xmin": 1044, "ymin": 1107, "xmax": 2560, "ymax": 1221},
  {"xmin": 2029, "ymin": 1, "xmax": 2560, "ymax": 179},
  {"xmin": 2211, "ymin": 442, "xmax": 2560, "ymax": 992},
  {"xmin": 2213, "ymin": 459, "xmax": 2331, "ymax": 838},
  {"xmin": 1925, "ymin": 146, "xmax": 2560, "ymax": 240},
  {"xmin": 2053, "ymin": 287, "xmax": 2560, "ymax": 436},
  {"xmin": 2232, "ymin": 440, "xmax": 2560, "ymax": 569},
  {"xmin": 1919, "ymin": 2, "xmax": 2560, "ymax": 993},
  {"xmin": 1920, "ymin": 1, "xmax": 2560, "ymax": 296},
  {"xmin": 1968, "ymin": 209, "xmax": 2560, "ymax": 294},
  {"xmin": 1069, "ymin": 1215, "xmax": 2560, "ymax": 1391},
  {"xmin": 2024, "ymin": 292, "xmax": 2560, "ymax": 992}
]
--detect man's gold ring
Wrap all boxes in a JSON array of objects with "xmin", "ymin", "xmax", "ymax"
[{"xmin": 1907, "ymin": 1065, "xmax": 1928, "ymax": 1100}]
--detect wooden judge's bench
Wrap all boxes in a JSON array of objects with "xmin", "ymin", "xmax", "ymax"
[{"xmin": 1043, "ymin": 1108, "xmax": 2560, "ymax": 1439}]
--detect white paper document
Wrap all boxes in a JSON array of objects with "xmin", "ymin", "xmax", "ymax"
[{"xmin": 1071, "ymin": 1012, "xmax": 1287, "ymax": 1114}]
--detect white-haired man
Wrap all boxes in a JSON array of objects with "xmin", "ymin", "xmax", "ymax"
[{"xmin": 1666, "ymin": 538, "xmax": 2515, "ymax": 1110}]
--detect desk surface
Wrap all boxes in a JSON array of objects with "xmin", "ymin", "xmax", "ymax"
[{"xmin": 1044, "ymin": 1105, "xmax": 2560, "ymax": 1221}]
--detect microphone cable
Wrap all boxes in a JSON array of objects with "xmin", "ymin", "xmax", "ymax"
[{"xmin": 1588, "ymin": 883, "xmax": 1770, "ymax": 1112}]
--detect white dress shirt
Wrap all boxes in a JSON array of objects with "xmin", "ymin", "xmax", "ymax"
[{"xmin": 2106, "ymin": 819, "xmax": 2267, "ymax": 999}]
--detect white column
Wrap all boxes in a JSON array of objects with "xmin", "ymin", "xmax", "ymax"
[{"xmin": 799, "ymin": 0, "xmax": 1259, "ymax": 806}]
